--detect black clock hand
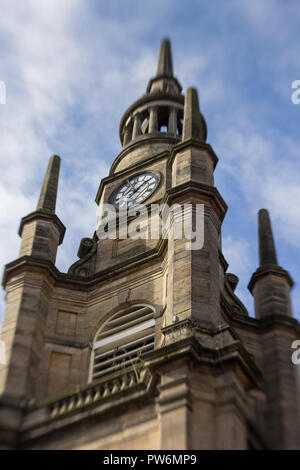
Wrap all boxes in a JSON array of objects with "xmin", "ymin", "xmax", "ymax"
[
  {"xmin": 133, "ymin": 182, "xmax": 151, "ymax": 201},
  {"xmin": 122, "ymin": 184, "xmax": 134, "ymax": 198},
  {"xmin": 132, "ymin": 180, "xmax": 148, "ymax": 196},
  {"xmin": 126, "ymin": 179, "xmax": 136, "ymax": 191}
]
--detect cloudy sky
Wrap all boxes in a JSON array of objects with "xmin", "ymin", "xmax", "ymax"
[{"xmin": 0, "ymin": 0, "xmax": 299, "ymax": 323}]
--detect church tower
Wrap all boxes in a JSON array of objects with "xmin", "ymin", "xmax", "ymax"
[{"xmin": 0, "ymin": 39, "xmax": 299, "ymax": 450}]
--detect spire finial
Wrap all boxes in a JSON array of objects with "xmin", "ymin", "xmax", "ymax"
[
  {"xmin": 258, "ymin": 209, "xmax": 278, "ymax": 266},
  {"xmin": 37, "ymin": 155, "xmax": 61, "ymax": 214},
  {"xmin": 182, "ymin": 88, "xmax": 204, "ymax": 141},
  {"xmin": 156, "ymin": 38, "xmax": 173, "ymax": 77}
]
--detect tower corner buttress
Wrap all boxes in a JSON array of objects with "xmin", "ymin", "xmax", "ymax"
[
  {"xmin": 0, "ymin": 154, "xmax": 65, "ymax": 447},
  {"xmin": 248, "ymin": 208, "xmax": 300, "ymax": 449}
]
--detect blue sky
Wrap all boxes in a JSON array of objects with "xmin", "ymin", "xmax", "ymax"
[{"xmin": 0, "ymin": 0, "xmax": 299, "ymax": 323}]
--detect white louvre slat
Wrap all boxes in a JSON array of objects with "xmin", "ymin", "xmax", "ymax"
[
  {"xmin": 94, "ymin": 319, "xmax": 155, "ymax": 350},
  {"xmin": 96, "ymin": 313, "xmax": 153, "ymax": 341},
  {"xmin": 94, "ymin": 331, "xmax": 155, "ymax": 360},
  {"xmin": 93, "ymin": 337, "xmax": 155, "ymax": 369},
  {"xmin": 90, "ymin": 304, "xmax": 156, "ymax": 382}
]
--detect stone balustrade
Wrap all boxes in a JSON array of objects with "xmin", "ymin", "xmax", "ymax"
[{"xmin": 48, "ymin": 366, "xmax": 149, "ymax": 419}]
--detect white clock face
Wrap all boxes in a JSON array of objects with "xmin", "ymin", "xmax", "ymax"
[{"xmin": 113, "ymin": 172, "xmax": 159, "ymax": 209}]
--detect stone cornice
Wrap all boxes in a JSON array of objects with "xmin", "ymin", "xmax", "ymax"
[
  {"xmin": 146, "ymin": 75, "xmax": 183, "ymax": 94},
  {"xmin": 167, "ymin": 138, "xmax": 218, "ymax": 169},
  {"xmin": 221, "ymin": 293, "xmax": 300, "ymax": 335},
  {"xmin": 2, "ymin": 238, "xmax": 168, "ymax": 289},
  {"xmin": 163, "ymin": 181, "xmax": 228, "ymax": 222},
  {"xmin": 109, "ymin": 134, "xmax": 179, "ymax": 177},
  {"xmin": 44, "ymin": 336, "xmax": 90, "ymax": 349},
  {"xmin": 143, "ymin": 333, "xmax": 263, "ymax": 389},
  {"xmin": 18, "ymin": 210, "xmax": 66, "ymax": 244},
  {"xmin": 248, "ymin": 264, "xmax": 294, "ymax": 293},
  {"xmin": 258, "ymin": 313, "xmax": 300, "ymax": 333}
]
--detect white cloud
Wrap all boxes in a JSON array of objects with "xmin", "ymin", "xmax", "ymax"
[
  {"xmin": 222, "ymin": 235, "xmax": 253, "ymax": 314},
  {"xmin": 215, "ymin": 117, "xmax": 300, "ymax": 248},
  {"xmin": 0, "ymin": 1, "xmax": 166, "ymax": 323},
  {"xmin": 222, "ymin": 235, "xmax": 251, "ymax": 274},
  {"xmin": 0, "ymin": 0, "xmax": 299, "ymax": 325}
]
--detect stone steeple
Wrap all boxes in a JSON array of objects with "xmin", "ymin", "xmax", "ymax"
[
  {"xmin": 258, "ymin": 208, "xmax": 278, "ymax": 266},
  {"xmin": 18, "ymin": 155, "xmax": 65, "ymax": 263},
  {"xmin": 111, "ymin": 39, "xmax": 207, "ymax": 176},
  {"xmin": 182, "ymin": 87, "xmax": 205, "ymax": 141},
  {"xmin": 147, "ymin": 38, "xmax": 181, "ymax": 96},
  {"xmin": 156, "ymin": 38, "xmax": 173, "ymax": 77},
  {"xmin": 36, "ymin": 154, "xmax": 60, "ymax": 214},
  {"xmin": 250, "ymin": 207, "xmax": 296, "ymax": 325},
  {"xmin": 249, "ymin": 208, "xmax": 293, "ymax": 318},
  {"xmin": 117, "ymin": 38, "xmax": 183, "ymax": 160}
]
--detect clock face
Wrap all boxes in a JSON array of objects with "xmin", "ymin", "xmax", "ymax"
[{"xmin": 113, "ymin": 172, "xmax": 159, "ymax": 209}]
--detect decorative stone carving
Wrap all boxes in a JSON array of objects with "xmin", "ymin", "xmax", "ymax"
[
  {"xmin": 68, "ymin": 236, "xmax": 97, "ymax": 277},
  {"xmin": 224, "ymin": 272, "xmax": 249, "ymax": 317}
]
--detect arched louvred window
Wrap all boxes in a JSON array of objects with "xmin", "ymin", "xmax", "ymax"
[{"xmin": 89, "ymin": 304, "xmax": 155, "ymax": 383}]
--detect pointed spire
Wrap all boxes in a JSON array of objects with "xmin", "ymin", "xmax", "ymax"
[
  {"xmin": 145, "ymin": 38, "xmax": 181, "ymax": 96},
  {"xmin": 37, "ymin": 155, "xmax": 61, "ymax": 214},
  {"xmin": 156, "ymin": 38, "xmax": 173, "ymax": 77},
  {"xmin": 182, "ymin": 88, "xmax": 204, "ymax": 141},
  {"xmin": 258, "ymin": 209, "xmax": 278, "ymax": 266}
]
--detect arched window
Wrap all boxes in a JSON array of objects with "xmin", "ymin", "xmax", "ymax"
[{"xmin": 89, "ymin": 304, "xmax": 155, "ymax": 383}]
